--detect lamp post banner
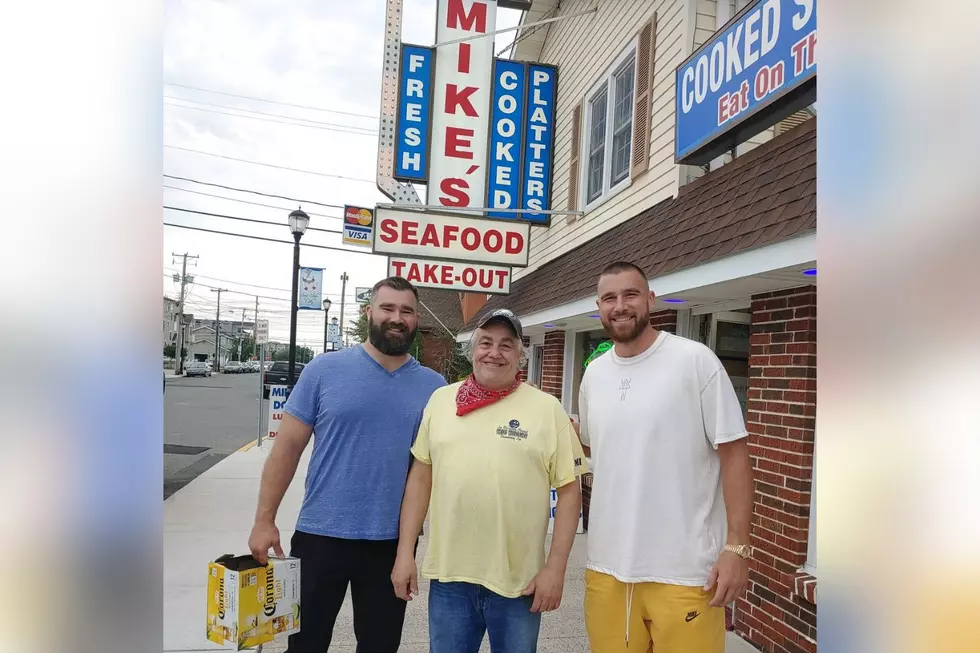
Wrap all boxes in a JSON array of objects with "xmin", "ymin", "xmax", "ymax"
[{"xmin": 297, "ymin": 267, "xmax": 324, "ymax": 310}]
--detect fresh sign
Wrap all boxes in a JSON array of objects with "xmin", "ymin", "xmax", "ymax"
[
  {"xmin": 394, "ymin": 44, "xmax": 434, "ymax": 182},
  {"xmin": 520, "ymin": 64, "xmax": 557, "ymax": 224},
  {"xmin": 428, "ymin": 0, "xmax": 496, "ymax": 208},
  {"xmin": 674, "ymin": 0, "xmax": 816, "ymax": 164},
  {"xmin": 373, "ymin": 206, "xmax": 530, "ymax": 266},
  {"xmin": 388, "ymin": 256, "xmax": 512, "ymax": 294}
]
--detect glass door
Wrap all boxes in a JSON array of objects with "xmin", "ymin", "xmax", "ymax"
[{"xmin": 710, "ymin": 311, "xmax": 751, "ymax": 417}]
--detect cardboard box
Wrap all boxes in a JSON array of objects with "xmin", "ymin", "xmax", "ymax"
[{"xmin": 206, "ymin": 554, "xmax": 301, "ymax": 649}]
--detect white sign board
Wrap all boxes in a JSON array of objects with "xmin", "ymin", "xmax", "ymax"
[
  {"xmin": 355, "ymin": 287, "xmax": 373, "ymax": 304},
  {"xmin": 374, "ymin": 206, "xmax": 530, "ymax": 266},
  {"xmin": 267, "ymin": 385, "xmax": 289, "ymax": 441},
  {"xmin": 388, "ymin": 256, "xmax": 511, "ymax": 294},
  {"xmin": 547, "ymin": 486, "xmax": 585, "ymax": 535},
  {"xmin": 428, "ymin": 0, "xmax": 497, "ymax": 208},
  {"xmin": 255, "ymin": 319, "xmax": 270, "ymax": 345}
]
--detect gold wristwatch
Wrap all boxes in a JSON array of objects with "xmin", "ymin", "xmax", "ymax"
[{"xmin": 725, "ymin": 544, "xmax": 753, "ymax": 559}]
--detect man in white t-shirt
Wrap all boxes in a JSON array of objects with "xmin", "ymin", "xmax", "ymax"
[{"xmin": 578, "ymin": 261, "xmax": 754, "ymax": 653}]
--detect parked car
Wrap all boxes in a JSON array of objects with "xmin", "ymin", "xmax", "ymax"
[
  {"xmin": 262, "ymin": 361, "xmax": 306, "ymax": 398},
  {"xmin": 185, "ymin": 361, "xmax": 211, "ymax": 377},
  {"xmin": 224, "ymin": 362, "xmax": 243, "ymax": 374}
]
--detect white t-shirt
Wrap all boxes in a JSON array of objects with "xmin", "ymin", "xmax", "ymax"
[{"xmin": 579, "ymin": 330, "xmax": 748, "ymax": 586}]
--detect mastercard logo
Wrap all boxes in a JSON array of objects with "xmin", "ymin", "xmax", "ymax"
[{"xmin": 345, "ymin": 207, "xmax": 373, "ymax": 227}]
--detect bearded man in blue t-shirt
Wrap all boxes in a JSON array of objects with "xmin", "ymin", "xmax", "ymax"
[{"xmin": 248, "ymin": 276, "xmax": 446, "ymax": 652}]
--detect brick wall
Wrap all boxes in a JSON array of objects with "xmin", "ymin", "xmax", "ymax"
[
  {"xmin": 540, "ymin": 331, "xmax": 565, "ymax": 401},
  {"xmin": 420, "ymin": 330, "xmax": 454, "ymax": 381},
  {"xmin": 736, "ymin": 286, "xmax": 817, "ymax": 653},
  {"xmin": 649, "ymin": 309, "xmax": 677, "ymax": 333}
]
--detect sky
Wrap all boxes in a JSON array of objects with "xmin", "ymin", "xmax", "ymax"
[{"xmin": 163, "ymin": 0, "xmax": 523, "ymax": 349}]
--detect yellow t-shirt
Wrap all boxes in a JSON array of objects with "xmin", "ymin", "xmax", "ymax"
[{"xmin": 411, "ymin": 382, "xmax": 584, "ymax": 598}]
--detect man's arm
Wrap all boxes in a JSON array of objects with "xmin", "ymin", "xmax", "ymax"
[
  {"xmin": 718, "ymin": 437, "xmax": 753, "ymax": 544},
  {"xmin": 248, "ymin": 414, "xmax": 312, "ymax": 564},
  {"xmin": 391, "ymin": 459, "xmax": 432, "ymax": 600}
]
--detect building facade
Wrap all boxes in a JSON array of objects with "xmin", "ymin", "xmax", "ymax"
[{"xmin": 459, "ymin": 2, "xmax": 817, "ymax": 652}]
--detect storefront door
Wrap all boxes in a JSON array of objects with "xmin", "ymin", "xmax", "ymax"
[{"xmin": 709, "ymin": 311, "xmax": 751, "ymax": 417}]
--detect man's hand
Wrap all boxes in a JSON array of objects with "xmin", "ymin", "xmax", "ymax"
[
  {"xmin": 248, "ymin": 520, "xmax": 284, "ymax": 566},
  {"xmin": 704, "ymin": 550, "xmax": 749, "ymax": 607},
  {"xmin": 521, "ymin": 565, "xmax": 565, "ymax": 613},
  {"xmin": 391, "ymin": 553, "xmax": 418, "ymax": 601}
]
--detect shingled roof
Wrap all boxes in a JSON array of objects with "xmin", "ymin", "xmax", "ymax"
[
  {"xmin": 464, "ymin": 118, "xmax": 817, "ymax": 330},
  {"xmin": 417, "ymin": 287, "xmax": 463, "ymax": 333}
]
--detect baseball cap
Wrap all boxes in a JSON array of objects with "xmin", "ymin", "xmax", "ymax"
[{"xmin": 477, "ymin": 309, "xmax": 523, "ymax": 340}]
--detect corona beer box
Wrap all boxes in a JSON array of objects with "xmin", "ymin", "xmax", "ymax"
[{"xmin": 206, "ymin": 554, "xmax": 301, "ymax": 649}]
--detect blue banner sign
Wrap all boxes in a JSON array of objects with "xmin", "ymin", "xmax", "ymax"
[
  {"xmin": 394, "ymin": 44, "xmax": 434, "ymax": 182},
  {"xmin": 674, "ymin": 0, "xmax": 816, "ymax": 164},
  {"xmin": 486, "ymin": 59, "xmax": 527, "ymax": 220},
  {"xmin": 519, "ymin": 64, "xmax": 557, "ymax": 225}
]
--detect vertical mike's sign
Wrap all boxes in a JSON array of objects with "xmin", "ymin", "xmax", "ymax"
[
  {"xmin": 429, "ymin": 0, "xmax": 496, "ymax": 209},
  {"xmin": 674, "ymin": 0, "xmax": 816, "ymax": 165},
  {"xmin": 486, "ymin": 59, "xmax": 526, "ymax": 219}
]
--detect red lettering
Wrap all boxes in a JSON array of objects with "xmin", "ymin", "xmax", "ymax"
[
  {"xmin": 771, "ymin": 61, "xmax": 785, "ymax": 89},
  {"xmin": 457, "ymin": 42, "xmax": 471, "ymax": 73},
  {"xmin": 461, "ymin": 228, "xmax": 480, "ymax": 251},
  {"xmin": 441, "ymin": 264, "xmax": 454, "ymax": 285},
  {"xmin": 380, "ymin": 218, "xmax": 398, "ymax": 243},
  {"xmin": 806, "ymin": 32, "xmax": 816, "ymax": 68},
  {"xmin": 406, "ymin": 263, "xmax": 422, "ymax": 282},
  {"xmin": 439, "ymin": 178, "xmax": 469, "ymax": 206},
  {"xmin": 401, "ymin": 220, "xmax": 419, "ymax": 245},
  {"xmin": 419, "ymin": 223, "xmax": 439, "ymax": 247},
  {"xmin": 505, "ymin": 231, "xmax": 524, "ymax": 255},
  {"xmin": 445, "ymin": 85, "xmax": 478, "ymax": 117},
  {"xmin": 461, "ymin": 267, "xmax": 477, "ymax": 287},
  {"xmin": 739, "ymin": 80, "xmax": 750, "ymax": 109},
  {"xmin": 754, "ymin": 66, "xmax": 769, "ymax": 101},
  {"xmin": 495, "ymin": 269, "xmax": 508, "ymax": 289},
  {"xmin": 390, "ymin": 259, "xmax": 406, "ymax": 276},
  {"xmin": 447, "ymin": 0, "xmax": 487, "ymax": 33},
  {"xmin": 484, "ymin": 230, "xmax": 502, "ymax": 253},
  {"xmin": 791, "ymin": 39, "xmax": 807, "ymax": 75},
  {"xmin": 423, "ymin": 264, "xmax": 439, "ymax": 284},
  {"xmin": 718, "ymin": 93, "xmax": 730, "ymax": 124},
  {"xmin": 444, "ymin": 224, "xmax": 460, "ymax": 247},
  {"xmin": 445, "ymin": 127, "xmax": 474, "ymax": 158},
  {"xmin": 479, "ymin": 268, "xmax": 495, "ymax": 289}
]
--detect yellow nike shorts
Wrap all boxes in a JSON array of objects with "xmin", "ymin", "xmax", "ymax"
[{"xmin": 584, "ymin": 569, "xmax": 725, "ymax": 653}]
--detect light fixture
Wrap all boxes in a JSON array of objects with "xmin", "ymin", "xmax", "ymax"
[
  {"xmin": 803, "ymin": 268, "xmax": 817, "ymax": 276},
  {"xmin": 323, "ymin": 298, "xmax": 332, "ymax": 311},
  {"xmin": 663, "ymin": 298, "xmax": 687, "ymax": 304},
  {"xmin": 589, "ymin": 314, "xmax": 601, "ymax": 318},
  {"xmin": 543, "ymin": 323, "xmax": 555, "ymax": 328},
  {"xmin": 288, "ymin": 208, "xmax": 310, "ymax": 236}
]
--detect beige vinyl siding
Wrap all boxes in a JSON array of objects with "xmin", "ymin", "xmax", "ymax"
[
  {"xmin": 513, "ymin": 0, "xmax": 688, "ymax": 278},
  {"xmin": 694, "ymin": 0, "xmax": 718, "ymax": 49}
]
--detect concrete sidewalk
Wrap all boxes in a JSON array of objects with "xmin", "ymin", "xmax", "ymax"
[{"xmin": 164, "ymin": 438, "xmax": 756, "ymax": 652}]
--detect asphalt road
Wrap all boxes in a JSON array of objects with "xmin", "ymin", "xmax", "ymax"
[{"xmin": 164, "ymin": 370, "xmax": 266, "ymax": 499}]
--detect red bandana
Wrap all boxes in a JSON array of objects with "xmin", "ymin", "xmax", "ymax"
[{"xmin": 455, "ymin": 373, "xmax": 523, "ymax": 416}]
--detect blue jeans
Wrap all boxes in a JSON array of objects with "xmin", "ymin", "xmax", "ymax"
[{"xmin": 428, "ymin": 580, "xmax": 541, "ymax": 653}]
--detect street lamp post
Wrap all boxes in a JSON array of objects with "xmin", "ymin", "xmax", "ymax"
[
  {"xmin": 287, "ymin": 208, "xmax": 309, "ymax": 387},
  {"xmin": 322, "ymin": 297, "xmax": 333, "ymax": 353}
]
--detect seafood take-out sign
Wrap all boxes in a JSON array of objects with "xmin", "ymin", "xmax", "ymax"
[{"xmin": 379, "ymin": 0, "xmax": 560, "ymax": 294}]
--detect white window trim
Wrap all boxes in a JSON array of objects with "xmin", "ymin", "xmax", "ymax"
[{"xmin": 580, "ymin": 37, "xmax": 639, "ymax": 213}]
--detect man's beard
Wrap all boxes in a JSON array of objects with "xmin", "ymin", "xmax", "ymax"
[
  {"xmin": 600, "ymin": 310, "xmax": 649, "ymax": 343},
  {"xmin": 368, "ymin": 319, "xmax": 417, "ymax": 356}
]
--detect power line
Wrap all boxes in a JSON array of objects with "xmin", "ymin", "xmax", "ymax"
[
  {"xmin": 165, "ymin": 271, "xmax": 354, "ymax": 301},
  {"xmin": 162, "ymin": 175, "xmax": 347, "ymax": 209},
  {"xmin": 163, "ymin": 184, "xmax": 343, "ymax": 221},
  {"xmin": 164, "ymin": 95, "xmax": 378, "ymax": 132},
  {"xmin": 164, "ymin": 145, "xmax": 377, "ymax": 183},
  {"xmin": 163, "ymin": 222, "xmax": 378, "ymax": 256},
  {"xmin": 164, "ymin": 205, "xmax": 342, "ymax": 235},
  {"xmin": 165, "ymin": 101, "xmax": 379, "ymax": 136},
  {"xmin": 165, "ymin": 82, "xmax": 378, "ymax": 120}
]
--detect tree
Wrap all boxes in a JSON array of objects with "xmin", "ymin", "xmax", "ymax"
[
  {"xmin": 228, "ymin": 334, "xmax": 256, "ymax": 361},
  {"xmin": 272, "ymin": 346, "xmax": 314, "ymax": 363},
  {"xmin": 164, "ymin": 344, "xmax": 187, "ymax": 359}
]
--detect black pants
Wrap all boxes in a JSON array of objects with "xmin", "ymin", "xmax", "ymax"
[{"xmin": 285, "ymin": 530, "xmax": 409, "ymax": 653}]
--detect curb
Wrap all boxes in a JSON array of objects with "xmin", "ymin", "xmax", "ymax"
[{"xmin": 237, "ymin": 439, "xmax": 258, "ymax": 453}]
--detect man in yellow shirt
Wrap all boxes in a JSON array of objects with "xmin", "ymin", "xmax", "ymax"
[{"xmin": 392, "ymin": 309, "xmax": 583, "ymax": 653}]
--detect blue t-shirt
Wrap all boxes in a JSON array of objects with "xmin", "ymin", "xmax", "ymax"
[{"xmin": 284, "ymin": 345, "xmax": 447, "ymax": 540}]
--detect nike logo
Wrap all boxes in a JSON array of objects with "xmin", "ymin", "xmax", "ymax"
[{"xmin": 685, "ymin": 611, "xmax": 700, "ymax": 622}]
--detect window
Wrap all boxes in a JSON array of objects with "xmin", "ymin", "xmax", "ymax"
[{"xmin": 582, "ymin": 43, "xmax": 637, "ymax": 209}]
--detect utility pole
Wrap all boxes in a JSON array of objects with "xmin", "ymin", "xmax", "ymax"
[
  {"xmin": 171, "ymin": 252, "xmax": 198, "ymax": 375},
  {"xmin": 238, "ymin": 308, "xmax": 246, "ymax": 362},
  {"xmin": 339, "ymin": 271, "xmax": 349, "ymax": 348},
  {"xmin": 211, "ymin": 288, "xmax": 227, "ymax": 372}
]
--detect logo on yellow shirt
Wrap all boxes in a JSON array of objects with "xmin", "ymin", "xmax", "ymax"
[{"xmin": 496, "ymin": 419, "xmax": 529, "ymax": 441}]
